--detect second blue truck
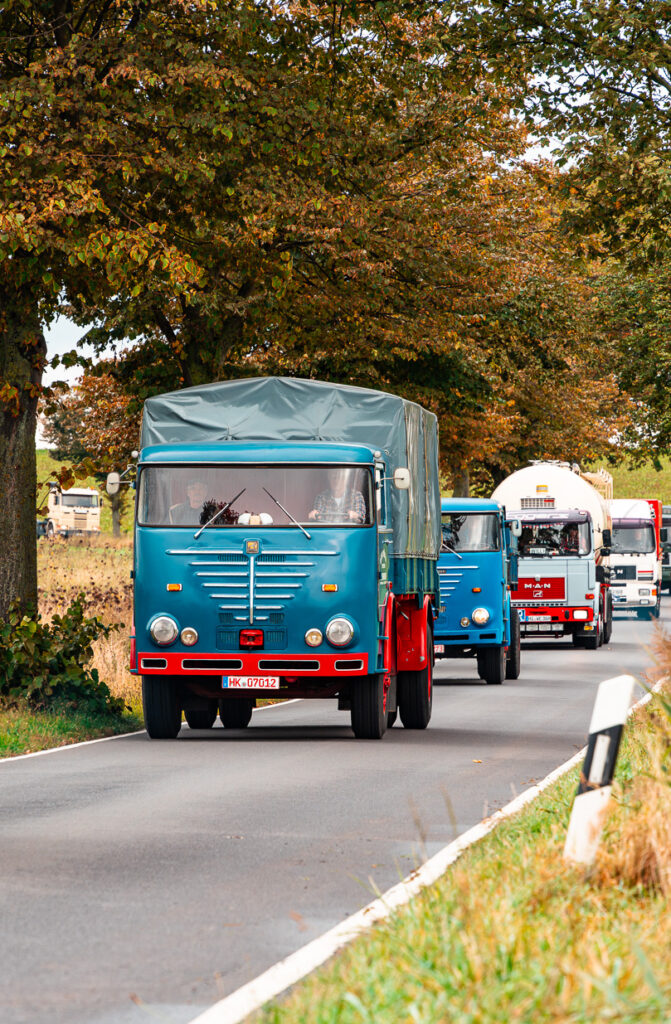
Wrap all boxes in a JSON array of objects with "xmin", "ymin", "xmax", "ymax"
[{"xmin": 433, "ymin": 497, "xmax": 521, "ymax": 684}]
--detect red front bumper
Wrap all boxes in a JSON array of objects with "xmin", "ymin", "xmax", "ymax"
[
  {"xmin": 134, "ymin": 650, "xmax": 369, "ymax": 676},
  {"xmin": 512, "ymin": 604, "xmax": 594, "ymax": 623}
]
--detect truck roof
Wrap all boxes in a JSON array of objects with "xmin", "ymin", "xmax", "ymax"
[
  {"xmin": 60, "ymin": 487, "xmax": 99, "ymax": 496},
  {"xmin": 140, "ymin": 442, "xmax": 378, "ymax": 465},
  {"xmin": 441, "ymin": 497, "xmax": 501, "ymax": 513}
]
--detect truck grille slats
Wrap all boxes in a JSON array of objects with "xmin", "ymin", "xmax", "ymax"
[{"xmin": 168, "ymin": 546, "xmax": 338, "ymax": 624}]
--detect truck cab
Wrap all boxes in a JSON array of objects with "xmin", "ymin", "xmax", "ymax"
[
  {"xmin": 433, "ymin": 498, "xmax": 521, "ymax": 685},
  {"xmin": 45, "ymin": 485, "xmax": 102, "ymax": 538},
  {"xmin": 130, "ymin": 378, "xmax": 441, "ymax": 741},
  {"xmin": 610, "ymin": 498, "xmax": 662, "ymax": 619},
  {"xmin": 492, "ymin": 462, "xmax": 613, "ymax": 649},
  {"xmin": 662, "ymin": 505, "xmax": 671, "ymax": 594}
]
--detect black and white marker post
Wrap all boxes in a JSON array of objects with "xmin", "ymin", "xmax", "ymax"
[{"xmin": 564, "ymin": 673, "xmax": 636, "ymax": 865}]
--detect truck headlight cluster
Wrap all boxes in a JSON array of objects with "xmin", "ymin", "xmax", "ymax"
[
  {"xmin": 305, "ymin": 628, "xmax": 323, "ymax": 647},
  {"xmin": 325, "ymin": 617, "xmax": 354, "ymax": 647},
  {"xmin": 180, "ymin": 627, "xmax": 199, "ymax": 646},
  {"xmin": 471, "ymin": 607, "xmax": 490, "ymax": 626},
  {"xmin": 149, "ymin": 615, "xmax": 179, "ymax": 646}
]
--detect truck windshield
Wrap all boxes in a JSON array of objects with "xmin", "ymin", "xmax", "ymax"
[
  {"xmin": 61, "ymin": 494, "xmax": 97, "ymax": 507},
  {"xmin": 441, "ymin": 513, "xmax": 500, "ymax": 552},
  {"xmin": 611, "ymin": 520, "xmax": 655, "ymax": 554},
  {"xmin": 518, "ymin": 518, "xmax": 591, "ymax": 557},
  {"xmin": 138, "ymin": 465, "xmax": 373, "ymax": 528}
]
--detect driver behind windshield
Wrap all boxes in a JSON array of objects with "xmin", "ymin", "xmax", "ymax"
[
  {"xmin": 309, "ymin": 468, "xmax": 366, "ymax": 524},
  {"xmin": 169, "ymin": 479, "xmax": 209, "ymax": 525}
]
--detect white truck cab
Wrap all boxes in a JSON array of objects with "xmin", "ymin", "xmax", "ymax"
[
  {"xmin": 610, "ymin": 498, "xmax": 662, "ymax": 619},
  {"xmin": 46, "ymin": 486, "xmax": 102, "ymax": 538}
]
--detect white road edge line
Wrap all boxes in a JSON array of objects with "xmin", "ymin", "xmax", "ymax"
[
  {"xmin": 190, "ymin": 679, "xmax": 663, "ymax": 1024},
  {"xmin": 0, "ymin": 696, "xmax": 302, "ymax": 764}
]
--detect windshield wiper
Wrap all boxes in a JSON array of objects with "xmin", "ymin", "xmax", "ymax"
[
  {"xmin": 194, "ymin": 488, "xmax": 246, "ymax": 540},
  {"xmin": 263, "ymin": 487, "xmax": 311, "ymax": 540},
  {"xmin": 441, "ymin": 541, "xmax": 463, "ymax": 561}
]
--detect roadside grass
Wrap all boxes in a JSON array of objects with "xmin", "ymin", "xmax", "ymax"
[
  {"xmin": 0, "ymin": 703, "xmax": 142, "ymax": 758},
  {"xmin": 258, "ymin": 683, "xmax": 671, "ymax": 1023},
  {"xmin": 0, "ymin": 537, "xmax": 141, "ymax": 759}
]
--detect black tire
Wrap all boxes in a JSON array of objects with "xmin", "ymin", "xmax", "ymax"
[
  {"xmin": 185, "ymin": 704, "xmax": 217, "ymax": 730},
  {"xmin": 505, "ymin": 612, "xmax": 521, "ymax": 680},
  {"xmin": 572, "ymin": 631, "xmax": 584, "ymax": 647},
  {"xmin": 387, "ymin": 708, "xmax": 398, "ymax": 728},
  {"xmin": 603, "ymin": 592, "xmax": 613, "ymax": 644},
  {"xmin": 477, "ymin": 645, "xmax": 506, "ymax": 685},
  {"xmin": 142, "ymin": 675, "xmax": 181, "ymax": 739},
  {"xmin": 351, "ymin": 673, "xmax": 387, "ymax": 739},
  {"xmin": 46, "ymin": 521, "xmax": 55, "ymax": 540},
  {"xmin": 652, "ymin": 593, "xmax": 662, "ymax": 619},
  {"xmin": 219, "ymin": 698, "xmax": 254, "ymax": 729},
  {"xmin": 398, "ymin": 621, "xmax": 433, "ymax": 729},
  {"xmin": 583, "ymin": 617, "xmax": 601, "ymax": 650}
]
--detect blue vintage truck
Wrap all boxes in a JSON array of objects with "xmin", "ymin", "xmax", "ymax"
[
  {"xmin": 433, "ymin": 497, "xmax": 521, "ymax": 684},
  {"xmin": 127, "ymin": 377, "xmax": 441, "ymax": 740}
]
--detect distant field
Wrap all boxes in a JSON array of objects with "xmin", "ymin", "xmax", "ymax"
[
  {"xmin": 605, "ymin": 457, "xmax": 671, "ymax": 504},
  {"xmin": 36, "ymin": 448, "xmax": 134, "ymax": 533}
]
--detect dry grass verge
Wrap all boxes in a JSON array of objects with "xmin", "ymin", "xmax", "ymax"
[
  {"xmin": 257, "ymin": 677, "xmax": 671, "ymax": 1023},
  {"xmin": 37, "ymin": 535, "xmax": 140, "ymax": 711}
]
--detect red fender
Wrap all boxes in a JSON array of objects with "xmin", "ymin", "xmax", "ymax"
[{"xmin": 395, "ymin": 595, "xmax": 432, "ymax": 672}]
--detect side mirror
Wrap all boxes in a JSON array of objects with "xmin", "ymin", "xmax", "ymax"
[
  {"xmin": 106, "ymin": 472, "xmax": 121, "ymax": 496},
  {"xmin": 393, "ymin": 467, "xmax": 410, "ymax": 490},
  {"xmin": 602, "ymin": 528, "xmax": 612, "ymax": 547},
  {"xmin": 661, "ymin": 528, "xmax": 668, "ymax": 543},
  {"xmin": 509, "ymin": 518, "xmax": 522, "ymax": 538}
]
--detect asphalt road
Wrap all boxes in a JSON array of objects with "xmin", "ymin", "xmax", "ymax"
[{"xmin": 1, "ymin": 605, "xmax": 666, "ymax": 1024}]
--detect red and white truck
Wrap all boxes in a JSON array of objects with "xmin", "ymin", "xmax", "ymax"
[
  {"xmin": 492, "ymin": 462, "xmax": 613, "ymax": 648},
  {"xmin": 609, "ymin": 498, "xmax": 662, "ymax": 619}
]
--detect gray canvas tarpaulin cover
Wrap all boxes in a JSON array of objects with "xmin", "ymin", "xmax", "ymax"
[{"xmin": 141, "ymin": 377, "xmax": 440, "ymax": 559}]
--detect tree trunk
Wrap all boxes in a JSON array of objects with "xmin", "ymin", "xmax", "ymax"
[
  {"xmin": 110, "ymin": 490, "xmax": 121, "ymax": 537},
  {"xmin": 452, "ymin": 466, "xmax": 470, "ymax": 497},
  {"xmin": 0, "ymin": 290, "xmax": 46, "ymax": 618}
]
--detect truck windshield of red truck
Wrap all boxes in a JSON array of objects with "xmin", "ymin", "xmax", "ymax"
[
  {"xmin": 440, "ymin": 513, "xmax": 500, "ymax": 552},
  {"xmin": 517, "ymin": 512, "xmax": 591, "ymax": 557},
  {"xmin": 611, "ymin": 519, "xmax": 655, "ymax": 554},
  {"xmin": 137, "ymin": 464, "xmax": 374, "ymax": 528}
]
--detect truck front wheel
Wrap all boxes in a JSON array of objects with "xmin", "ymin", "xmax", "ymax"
[
  {"xmin": 477, "ymin": 645, "xmax": 505, "ymax": 685},
  {"xmin": 219, "ymin": 698, "xmax": 254, "ymax": 729},
  {"xmin": 351, "ymin": 673, "xmax": 387, "ymax": 739},
  {"xmin": 142, "ymin": 675, "xmax": 181, "ymax": 739},
  {"xmin": 505, "ymin": 613, "xmax": 521, "ymax": 680},
  {"xmin": 397, "ymin": 621, "xmax": 433, "ymax": 729}
]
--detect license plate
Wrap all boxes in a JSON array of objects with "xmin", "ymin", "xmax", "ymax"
[
  {"xmin": 434, "ymin": 644, "xmax": 445, "ymax": 653},
  {"xmin": 525, "ymin": 615, "xmax": 551, "ymax": 622},
  {"xmin": 222, "ymin": 675, "xmax": 280, "ymax": 689}
]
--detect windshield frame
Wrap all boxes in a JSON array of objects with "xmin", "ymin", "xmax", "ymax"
[
  {"xmin": 61, "ymin": 493, "xmax": 98, "ymax": 508},
  {"xmin": 611, "ymin": 519, "xmax": 656, "ymax": 555},
  {"xmin": 440, "ymin": 511, "xmax": 501, "ymax": 553},
  {"xmin": 517, "ymin": 514, "xmax": 592, "ymax": 558},
  {"xmin": 136, "ymin": 462, "xmax": 375, "ymax": 529}
]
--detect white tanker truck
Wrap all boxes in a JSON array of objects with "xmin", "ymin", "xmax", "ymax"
[{"xmin": 492, "ymin": 462, "xmax": 613, "ymax": 649}]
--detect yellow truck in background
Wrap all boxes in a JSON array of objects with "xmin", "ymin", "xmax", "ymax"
[{"xmin": 43, "ymin": 485, "xmax": 102, "ymax": 538}]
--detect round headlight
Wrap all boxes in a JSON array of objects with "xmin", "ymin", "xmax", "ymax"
[
  {"xmin": 150, "ymin": 615, "xmax": 179, "ymax": 646},
  {"xmin": 305, "ymin": 627, "xmax": 323, "ymax": 647},
  {"xmin": 181, "ymin": 626, "xmax": 199, "ymax": 646},
  {"xmin": 460, "ymin": 617, "xmax": 470, "ymax": 628},
  {"xmin": 325, "ymin": 617, "xmax": 354, "ymax": 647},
  {"xmin": 472, "ymin": 607, "xmax": 490, "ymax": 626}
]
